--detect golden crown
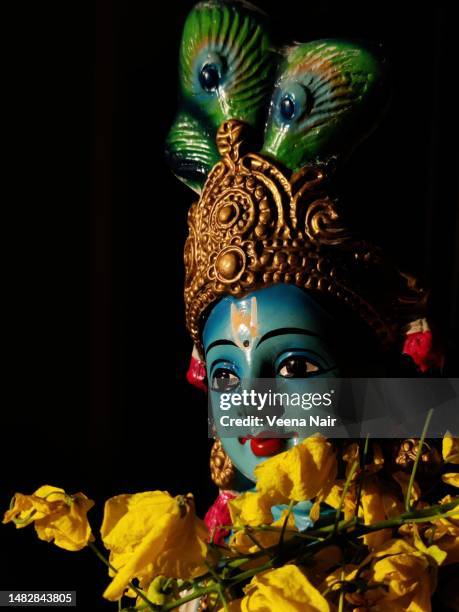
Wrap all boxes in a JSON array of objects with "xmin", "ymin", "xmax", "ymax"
[{"xmin": 184, "ymin": 120, "xmax": 427, "ymax": 353}]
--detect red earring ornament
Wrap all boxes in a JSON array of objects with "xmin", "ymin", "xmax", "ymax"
[
  {"xmin": 402, "ymin": 319, "xmax": 445, "ymax": 373},
  {"xmin": 186, "ymin": 345, "xmax": 207, "ymax": 392}
]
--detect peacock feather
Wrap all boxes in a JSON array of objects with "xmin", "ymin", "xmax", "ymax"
[
  {"xmin": 262, "ymin": 39, "xmax": 390, "ymax": 172},
  {"xmin": 165, "ymin": 0, "xmax": 278, "ymax": 192}
]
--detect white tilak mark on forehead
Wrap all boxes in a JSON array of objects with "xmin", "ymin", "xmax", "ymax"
[{"xmin": 230, "ymin": 297, "xmax": 259, "ymax": 364}]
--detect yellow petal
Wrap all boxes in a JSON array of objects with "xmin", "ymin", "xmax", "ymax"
[
  {"xmin": 442, "ymin": 473, "xmax": 459, "ymax": 488},
  {"xmin": 254, "ymin": 436, "xmax": 337, "ymax": 503},
  {"xmin": 34, "ymin": 493, "xmax": 94, "ymax": 551},
  {"xmin": 373, "ymin": 552, "xmax": 428, "ymax": 584},
  {"xmin": 411, "ymin": 524, "xmax": 447, "ymax": 566},
  {"xmin": 3, "ymin": 486, "xmax": 93, "ymax": 551},
  {"xmin": 229, "ymin": 491, "xmax": 273, "ymax": 527},
  {"xmin": 322, "ymin": 482, "xmax": 356, "ymax": 521},
  {"xmin": 425, "ymin": 543, "xmax": 447, "ymax": 566},
  {"xmin": 437, "ymin": 494, "xmax": 459, "ymax": 521},
  {"xmin": 443, "ymin": 432, "xmax": 459, "ymax": 464},
  {"xmin": 101, "ymin": 491, "xmax": 178, "ymax": 552},
  {"xmin": 371, "ymin": 538, "xmax": 418, "ymax": 558},
  {"xmin": 102, "ymin": 493, "xmax": 207, "ymax": 601},
  {"xmin": 241, "ymin": 565, "xmax": 329, "ymax": 611},
  {"xmin": 433, "ymin": 534, "xmax": 459, "ymax": 565},
  {"xmin": 360, "ymin": 479, "xmax": 390, "ymax": 548},
  {"xmin": 3, "ymin": 486, "xmax": 67, "ymax": 526},
  {"xmin": 32, "ymin": 485, "xmax": 67, "ymax": 502}
]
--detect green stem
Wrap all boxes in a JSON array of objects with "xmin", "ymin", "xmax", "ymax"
[
  {"xmin": 334, "ymin": 460, "xmax": 359, "ymax": 534},
  {"xmin": 228, "ymin": 560, "xmax": 274, "ymax": 586},
  {"xmin": 94, "ymin": 491, "xmax": 458, "ymax": 612},
  {"xmin": 405, "ymin": 409, "xmax": 434, "ymax": 512},
  {"xmin": 355, "ymin": 435, "xmax": 370, "ymax": 514},
  {"xmin": 307, "ymin": 497, "xmax": 459, "ymax": 538},
  {"xmin": 217, "ymin": 585, "xmax": 230, "ymax": 612},
  {"xmin": 88, "ymin": 543, "xmax": 157, "ymax": 611},
  {"xmin": 161, "ymin": 585, "xmax": 217, "ymax": 611},
  {"xmin": 278, "ymin": 500, "xmax": 295, "ymax": 558},
  {"xmin": 161, "ymin": 496, "xmax": 458, "ymax": 611}
]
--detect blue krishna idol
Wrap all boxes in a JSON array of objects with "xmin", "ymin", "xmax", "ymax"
[
  {"xmin": 169, "ymin": 1, "xmax": 444, "ymax": 543},
  {"xmin": 182, "ymin": 120, "xmax": 441, "ymax": 536}
]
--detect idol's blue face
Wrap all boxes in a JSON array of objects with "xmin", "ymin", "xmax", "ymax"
[{"xmin": 203, "ymin": 284, "xmax": 341, "ymax": 483}]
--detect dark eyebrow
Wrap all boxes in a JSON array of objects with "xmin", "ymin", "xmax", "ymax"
[
  {"xmin": 276, "ymin": 347, "xmax": 328, "ymax": 362},
  {"xmin": 256, "ymin": 327, "xmax": 321, "ymax": 348},
  {"xmin": 205, "ymin": 339, "xmax": 237, "ymax": 357}
]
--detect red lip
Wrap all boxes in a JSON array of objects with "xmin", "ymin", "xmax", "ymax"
[{"xmin": 239, "ymin": 434, "xmax": 284, "ymax": 457}]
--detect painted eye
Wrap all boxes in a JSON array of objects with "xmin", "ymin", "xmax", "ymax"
[
  {"xmin": 277, "ymin": 357, "xmax": 320, "ymax": 378},
  {"xmin": 280, "ymin": 95, "xmax": 295, "ymax": 120},
  {"xmin": 276, "ymin": 82, "xmax": 313, "ymax": 124},
  {"xmin": 199, "ymin": 63, "xmax": 220, "ymax": 92},
  {"xmin": 211, "ymin": 368, "xmax": 240, "ymax": 391}
]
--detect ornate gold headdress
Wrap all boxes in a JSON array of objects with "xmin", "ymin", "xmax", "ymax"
[{"xmin": 184, "ymin": 120, "xmax": 427, "ymax": 355}]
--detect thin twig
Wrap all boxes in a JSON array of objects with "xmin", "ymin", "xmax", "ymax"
[
  {"xmin": 333, "ymin": 460, "xmax": 359, "ymax": 535},
  {"xmin": 405, "ymin": 409, "xmax": 434, "ymax": 512},
  {"xmin": 354, "ymin": 434, "xmax": 370, "ymax": 515},
  {"xmin": 277, "ymin": 500, "xmax": 295, "ymax": 559}
]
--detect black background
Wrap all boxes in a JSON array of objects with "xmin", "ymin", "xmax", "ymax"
[{"xmin": 3, "ymin": 0, "xmax": 458, "ymax": 608}]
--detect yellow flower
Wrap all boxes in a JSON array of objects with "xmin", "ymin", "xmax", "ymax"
[
  {"xmin": 229, "ymin": 437, "xmax": 336, "ymax": 533},
  {"xmin": 324, "ymin": 476, "xmax": 399, "ymax": 549},
  {"xmin": 229, "ymin": 491, "xmax": 274, "ymax": 528},
  {"xmin": 371, "ymin": 539, "xmax": 441, "ymax": 610},
  {"xmin": 254, "ymin": 436, "xmax": 337, "ymax": 504},
  {"xmin": 320, "ymin": 441, "xmax": 397, "ymax": 549},
  {"xmin": 101, "ymin": 491, "xmax": 208, "ymax": 601},
  {"xmin": 442, "ymin": 432, "xmax": 459, "ymax": 490},
  {"xmin": 3, "ymin": 485, "xmax": 94, "ymax": 551},
  {"xmin": 358, "ymin": 477, "xmax": 393, "ymax": 548},
  {"xmin": 226, "ymin": 565, "xmax": 330, "ymax": 611},
  {"xmin": 419, "ymin": 496, "xmax": 459, "ymax": 565},
  {"xmin": 230, "ymin": 509, "xmax": 297, "ymax": 555},
  {"xmin": 322, "ymin": 482, "xmax": 355, "ymax": 520},
  {"xmin": 324, "ymin": 538, "xmax": 445, "ymax": 611},
  {"xmin": 442, "ymin": 473, "xmax": 459, "ymax": 488},
  {"xmin": 443, "ymin": 431, "xmax": 459, "ymax": 464}
]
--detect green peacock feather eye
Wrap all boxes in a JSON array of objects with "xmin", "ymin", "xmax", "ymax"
[
  {"xmin": 166, "ymin": 0, "xmax": 278, "ymax": 193},
  {"xmin": 262, "ymin": 39, "xmax": 390, "ymax": 171}
]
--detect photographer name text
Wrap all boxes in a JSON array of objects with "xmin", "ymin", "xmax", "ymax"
[{"xmin": 219, "ymin": 414, "xmax": 338, "ymax": 428}]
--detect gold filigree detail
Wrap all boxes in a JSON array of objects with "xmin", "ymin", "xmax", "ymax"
[
  {"xmin": 184, "ymin": 119, "xmax": 427, "ymax": 352},
  {"xmin": 210, "ymin": 439, "xmax": 235, "ymax": 489},
  {"xmin": 395, "ymin": 438, "xmax": 441, "ymax": 468}
]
